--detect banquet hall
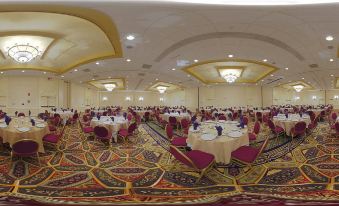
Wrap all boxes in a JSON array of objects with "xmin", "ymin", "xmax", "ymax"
[{"xmin": 0, "ymin": 1, "xmax": 338, "ymax": 205}]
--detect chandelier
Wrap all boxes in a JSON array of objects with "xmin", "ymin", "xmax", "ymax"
[
  {"xmin": 156, "ymin": 86, "xmax": 167, "ymax": 94},
  {"xmin": 293, "ymin": 85, "xmax": 304, "ymax": 92},
  {"xmin": 104, "ymin": 83, "xmax": 116, "ymax": 91},
  {"xmin": 7, "ymin": 44, "xmax": 41, "ymax": 63},
  {"xmin": 223, "ymin": 73, "xmax": 238, "ymax": 83}
]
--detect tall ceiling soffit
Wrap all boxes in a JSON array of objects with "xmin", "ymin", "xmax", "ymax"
[
  {"xmin": 0, "ymin": 5, "xmax": 122, "ymax": 74},
  {"xmin": 278, "ymin": 80, "xmax": 314, "ymax": 91},
  {"xmin": 182, "ymin": 59, "xmax": 279, "ymax": 84},
  {"xmin": 88, "ymin": 78, "xmax": 126, "ymax": 91},
  {"xmin": 155, "ymin": 32, "xmax": 304, "ymax": 62}
]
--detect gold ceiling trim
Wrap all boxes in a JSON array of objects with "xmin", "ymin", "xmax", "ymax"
[
  {"xmin": 335, "ymin": 77, "xmax": 339, "ymax": 89},
  {"xmin": 87, "ymin": 77, "xmax": 126, "ymax": 91},
  {"xmin": 278, "ymin": 80, "xmax": 314, "ymax": 90},
  {"xmin": 182, "ymin": 59, "xmax": 279, "ymax": 84},
  {"xmin": 0, "ymin": 5, "xmax": 123, "ymax": 74}
]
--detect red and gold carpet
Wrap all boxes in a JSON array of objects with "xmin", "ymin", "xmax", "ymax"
[{"xmin": 0, "ymin": 122, "xmax": 337, "ymax": 205}]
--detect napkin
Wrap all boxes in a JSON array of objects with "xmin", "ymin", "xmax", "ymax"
[
  {"xmin": 191, "ymin": 115, "xmax": 197, "ymax": 123},
  {"xmin": 215, "ymin": 126, "xmax": 223, "ymax": 136},
  {"xmin": 30, "ymin": 118, "xmax": 36, "ymax": 126},
  {"xmin": 193, "ymin": 122, "xmax": 199, "ymax": 130},
  {"xmin": 5, "ymin": 115, "xmax": 11, "ymax": 125},
  {"xmin": 110, "ymin": 116, "xmax": 115, "ymax": 122},
  {"xmin": 123, "ymin": 112, "xmax": 127, "ymax": 120},
  {"xmin": 15, "ymin": 111, "xmax": 18, "ymax": 117}
]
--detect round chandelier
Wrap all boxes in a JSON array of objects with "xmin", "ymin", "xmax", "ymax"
[
  {"xmin": 156, "ymin": 86, "xmax": 167, "ymax": 93},
  {"xmin": 293, "ymin": 85, "xmax": 304, "ymax": 92},
  {"xmin": 7, "ymin": 44, "xmax": 41, "ymax": 63},
  {"xmin": 104, "ymin": 83, "xmax": 116, "ymax": 92},
  {"xmin": 223, "ymin": 73, "xmax": 238, "ymax": 83}
]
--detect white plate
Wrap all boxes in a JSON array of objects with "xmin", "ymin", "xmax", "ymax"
[
  {"xmin": 0, "ymin": 124, "xmax": 7, "ymax": 128},
  {"xmin": 189, "ymin": 127, "xmax": 200, "ymax": 132},
  {"xmin": 218, "ymin": 120, "xmax": 226, "ymax": 123},
  {"xmin": 205, "ymin": 120, "xmax": 214, "ymax": 123},
  {"xmin": 228, "ymin": 130, "xmax": 243, "ymax": 138},
  {"xmin": 201, "ymin": 133, "xmax": 217, "ymax": 141},
  {"xmin": 229, "ymin": 121, "xmax": 238, "ymax": 124},
  {"xmin": 36, "ymin": 123, "xmax": 45, "ymax": 128},
  {"xmin": 0, "ymin": 119, "xmax": 5, "ymax": 123},
  {"xmin": 16, "ymin": 127, "xmax": 31, "ymax": 132}
]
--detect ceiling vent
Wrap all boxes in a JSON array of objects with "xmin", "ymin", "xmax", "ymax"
[
  {"xmin": 309, "ymin": 64, "xmax": 318, "ymax": 68},
  {"xmin": 138, "ymin": 73, "xmax": 145, "ymax": 76},
  {"xmin": 265, "ymin": 77, "xmax": 284, "ymax": 84},
  {"xmin": 83, "ymin": 69, "xmax": 91, "ymax": 72},
  {"xmin": 93, "ymin": 75, "xmax": 99, "ymax": 78},
  {"xmin": 142, "ymin": 64, "xmax": 152, "ymax": 69},
  {"xmin": 328, "ymin": 46, "xmax": 334, "ymax": 49},
  {"xmin": 126, "ymin": 45, "xmax": 133, "ymax": 49}
]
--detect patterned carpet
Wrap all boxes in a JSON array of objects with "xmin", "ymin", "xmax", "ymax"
[{"xmin": 0, "ymin": 121, "xmax": 337, "ymax": 205}]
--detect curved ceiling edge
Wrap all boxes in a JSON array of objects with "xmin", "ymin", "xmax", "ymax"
[{"xmin": 155, "ymin": 32, "xmax": 304, "ymax": 62}]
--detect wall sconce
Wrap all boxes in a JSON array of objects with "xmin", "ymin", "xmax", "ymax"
[
  {"xmin": 125, "ymin": 96, "xmax": 131, "ymax": 101},
  {"xmin": 102, "ymin": 96, "xmax": 108, "ymax": 101},
  {"xmin": 334, "ymin": 95, "xmax": 339, "ymax": 100},
  {"xmin": 294, "ymin": 96, "xmax": 300, "ymax": 100},
  {"xmin": 138, "ymin": 97, "xmax": 144, "ymax": 101},
  {"xmin": 160, "ymin": 97, "xmax": 164, "ymax": 102},
  {"xmin": 312, "ymin": 96, "xmax": 317, "ymax": 100}
]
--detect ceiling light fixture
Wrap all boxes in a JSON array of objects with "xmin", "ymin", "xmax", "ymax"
[
  {"xmin": 7, "ymin": 43, "xmax": 41, "ymax": 63},
  {"xmin": 104, "ymin": 83, "xmax": 116, "ymax": 92},
  {"xmin": 126, "ymin": 59, "xmax": 131, "ymax": 62},
  {"xmin": 21, "ymin": 70, "xmax": 25, "ymax": 73},
  {"xmin": 326, "ymin": 35, "xmax": 334, "ymax": 41},
  {"xmin": 330, "ymin": 58, "xmax": 334, "ymax": 62},
  {"xmin": 43, "ymin": 72, "xmax": 46, "ymax": 74},
  {"xmin": 285, "ymin": 67, "xmax": 289, "ymax": 70},
  {"xmin": 263, "ymin": 59, "xmax": 268, "ymax": 62},
  {"xmin": 96, "ymin": 62, "xmax": 99, "ymax": 65},
  {"xmin": 74, "ymin": 69, "xmax": 78, "ymax": 72},
  {"xmin": 293, "ymin": 85, "xmax": 304, "ymax": 92},
  {"xmin": 125, "ymin": 96, "xmax": 131, "ymax": 101},
  {"xmin": 126, "ymin": 35, "xmax": 135, "ymax": 40},
  {"xmin": 228, "ymin": 54, "xmax": 234, "ymax": 58},
  {"xmin": 223, "ymin": 72, "xmax": 239, "ymax": 83},
  {"xmin": 156, "ymin": 86, "xmax": 167, "ymax": 94},
  {"xmin": 160, "ymin": 97, "xmax": 164, "ymax": 102},
  {"xmin": 194, "ymin": 59, "xmax": 199, "ymax": 62},
  {"xmin": 138, "ymin": 96, "xmax": 144, "ymax": 101},
  {"xmin": 171, "ymin": 68, "xmax": 176, "ymax": 71}
]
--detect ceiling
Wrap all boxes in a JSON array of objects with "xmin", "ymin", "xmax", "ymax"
[{"xmin": 0, "ymin": 1, "xmax": 339, "ymax": 91}]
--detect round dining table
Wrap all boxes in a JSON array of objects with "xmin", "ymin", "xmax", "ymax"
[
  {"xmin": 187, "ymin": 120, "xmax": 249, "ymax": 164},
  {"xmin": 0, "ymin": 117, "xmax": 50, "ymax": 153},
  {"xmin": 90, "ymin": 116, "xmax": 129, "ymax": 142},
  {"xmin": 160, "ymin": 113, "xmax": 191, "ymax": 122},
  {"xmin": 272, "ymin": 114, "xmax": 311, "ymax": 136}
]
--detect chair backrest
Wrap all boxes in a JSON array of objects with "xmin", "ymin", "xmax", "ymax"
[
  {"xmin": 165, "ymin": 124, "xmax": 174, "ymax": 139},
  {"xmin": 94, "ymin": 126, "xmax": 109, "ymax": 138},
  {"xmin": 54, "ymin": 116, "xmax": 61, "ymax": 126},
  {"xmin": 218, "ymin": 115, "xmax": 226, "ymax": 120},
  {"xmin": 169, "ymin": 116, "xmax": 177, "ymax": 124},
  {"xmin": 145, "ymin": 112, "xmax": 150, "ymax": 117},
  {"xmin": 256, "ymin": 136, "xmax": 270, "ymax": 159},
  {"xmin": 169, "ymin": 145, "xmax": 196, "ymax": 169},
  {"xmin": 128, "ymin": 122, "xmax": 137, "ymax": 134},
  {"xmin": 83, "ymin": 115, "xmax": 89, "ymax": 122},
  {"xmin": 256, "ymin": 112, "xmax": 262, "ymax": 117},
  {"xmin": 294, "ymin": 121, "xmax": 306, "ymax": 132},
  {"xmin": 253, "ymin": 121, "xmax": 260, "ymax": 134},
  {"xmin": 18, "ymin": 113, "xmax": 25, "ymax": 117},
  {"xmin": 335, "ymin": 122, "xmax": 339, "ymax": 132},
  {"xmin": 331, "ymin": 112, "xmax": 337, "ymax": 121},
  {"xmin": 267, "ymin": 119, "xmax": 276, "ymax": 130},
  {"xmin": 242, "ymin": 116, "xmax": 248, "ymax": 125},
  {"xmin": 181, "ymin": 118, "xmax": 189, "ymax": 129},
  {"xmin": 127, "ymin": 113, "xmax": 133, "ymax": 121},
  {"xmin": 73, "ymin": 113, "xmax": 79, "ymax": 119},
  {"xmin": 12, "ymin": 140, "xmax": 39, "ymax": 155}
]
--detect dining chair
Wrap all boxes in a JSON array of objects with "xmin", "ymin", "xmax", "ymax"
[
  {"xmin": 17, "ymin": 113, "xmax": 25, "ymax": 117},
  {"xmin": 256, "ymin": 112, "xmax": 263, "ymax": 123},
  {"xmin": 231, "ymin": 136, "xmax": 269, "ymax": 170},
  {"xmin": 118, "ymin": 122, "xmax": 137, "ymax": 143},
  {"xmin": 94, "ymin": 126, "xmax": 111, "ymax": 145},
  {"xmin": 180, "ymin": 118, "xmax": 190, "ymax": 136},
  {"xmin": 267, "ymin": 119, "xmax": 285, "ymax": 137},
  {"xmin": 218, "ymin": 115, "xmax": 227, "ymax": 121},
  {"xmin": 248, "ymin": 121, "xmax": 260, "ymax": 141},
  {"xmin": 43, "ymin": 125, "xmax": 66, "ymax": 149},
  {"xmin": 144, "ymin": 112, "xmax": 150, "ymax": 122},
  {"xmin": 169, "ymin": 116, "xmax": 178, "ymax": 129},
  {"xmin": 49, "ymin": 116, "xmax": 61, "ymax": 132},
  {"xmin": 290, "ymin": 121, "xmax": 307, "ymax": 139},
  {"xmin": 165, "ymin": 124, "xmax": 187, "ymax": 148},
  {"xmin": 11, "ymin": 139, "xmax": 40, "ymax": 167},
  {"xmin": 169, "ymin": 145, "xmax": 215, "ymax": 183}
]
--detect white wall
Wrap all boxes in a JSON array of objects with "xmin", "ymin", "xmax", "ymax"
[{"xmin": 273, "ymin": 87, "xmax": 325, "ymax": 106}]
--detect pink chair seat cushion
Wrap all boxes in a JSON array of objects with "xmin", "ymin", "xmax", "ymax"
[
  {"xmin": 43, "ymin": 134, "xmax": 59, "ymax": 143},
  {"xmin": 83, "ymin": 127, "xmax": 94, "ymax": 133},
  {"xmin": 275, "ymin": 126, "xmax": 284, "ymax": 133},
  {"xmin": 185, "ymin": 150, "xmax": 215, "ymax": 169},
  {"xmin": 331, "ymin": 125, "xmax": 336, "ymax": 129},
  {"xmin": 248, "ymin": 133, "xmax": 257, "ymax": 141},
  {"xmin": 49, "ymin": 125, "xmax": 56, "ymax": 131},
  {"xmin": 171, "ymin": 137, "xmax": 187, "ymax": 147},
  {"xmin": 231, "ymin": 146, "xmax": 260, "ymax": 163},
  {"xmin": 119, "ymin": 129, "xmax": 128, "ymax": 137}
]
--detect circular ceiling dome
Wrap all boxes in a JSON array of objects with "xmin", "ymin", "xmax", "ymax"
[{"xmin": 127, "ymin": 0, "xmax": 339, "ymax": 5}]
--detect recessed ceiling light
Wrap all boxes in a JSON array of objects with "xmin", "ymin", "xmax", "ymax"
[
  {"xmin": 171, "ymin": 68, "xmax": 176, "ymax": 71},
  {"xmin": 326, "ymin": 35, "xmax": 334, "ymax": 41},
  {"xmin": 302, "ymin": 77, "xmax": 305, "ymax": 79},
  {"xmin": 108, "ymin": 76, "xmax": 111, "ymax": 79},
  {"xmin": 285, "ymin": 67, "xmax": 289, "ymax": 70},
  {"xmin": 0, "ymin": 72, "xmax": 3, "ymax": 74},
  {"xmin": 43, "ymin": 72, "xmax": 46, "ymax": 74},
  {"xmin": 126, "ymin": 59, "xmax": 131, "ymax": 62},
  {"xmin": 92, "ymin": 78, "xmax": 95, "ymax": 80},
  {"xmin": 155, "ymin": 78, "xmax": 158, "ymax": 80},
  {"xmin": 74, "ymin": 69, "xmax": 78, "ymax": 72},
  {"xmin": 330, "ymin": 58, "xmax": 334, "ymax": 62},
  {"xmin": 331, "ymin": 74, "xmax": 334, "ymax": 77},
  {"xmin": 96, "ymin": 62, "xmax": 99, "ymax": 65},
  {"xmin": 194, "ymin": 59, "xmax": 199, "ymax": 63},
  {"xmin": 289, "ymin": 80, "xmax": 292, "ymax": 82},
  {"xmin": 261, "ymin": 79, "xmax": 264, "ymax": 81},
  {"xmin": 187, "ymin": 75, "xmax": 190, "ymax": 77},
  {"xmin": 228, "ymin": 54, "xmax": 234, "ymax": 58},
  {"xmin": 21, "ymin": 70, "xmax": 25, "ymax": 73},
  {"xmin": 80, "ymin": 81, "xmax": 82, "ymax": 83},
  {"xmin": 270, "ymin": 74, "xmax": 274, "ymax": 77},
  {"xmin": 263, "ymin": 59, "xmax": 268, "ymax": 62},
  {"xmin": 61, "ymin": 75, "xmax": 64, "ymax": 78},
  {"xmin": 126, "ymin": 34, "xmax": 135, "ymax": 40}
]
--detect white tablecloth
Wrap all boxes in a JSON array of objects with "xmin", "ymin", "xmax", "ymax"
[{"xmin": 90, "ymin": 116, "xmax": 129, "ymax": 142}]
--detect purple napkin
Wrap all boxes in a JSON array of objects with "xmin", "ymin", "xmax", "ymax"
[
  {"xmin": 30, "ymin": 119, "xmax": 35, "ymax": 126},
  {"xmin": 193, "ymin": 122, "xmax": 199, "ymax": 130},
  {"xmin": 191, "ymin": 115, "xmax": 197, "ymax": 123},
  {"xmin": 5, "ymin": 115, "xmax": 11, "ymax": 125},
  {"xmin": 215, "ymin": 126, "xmax": 223, "ymax": 136}
]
